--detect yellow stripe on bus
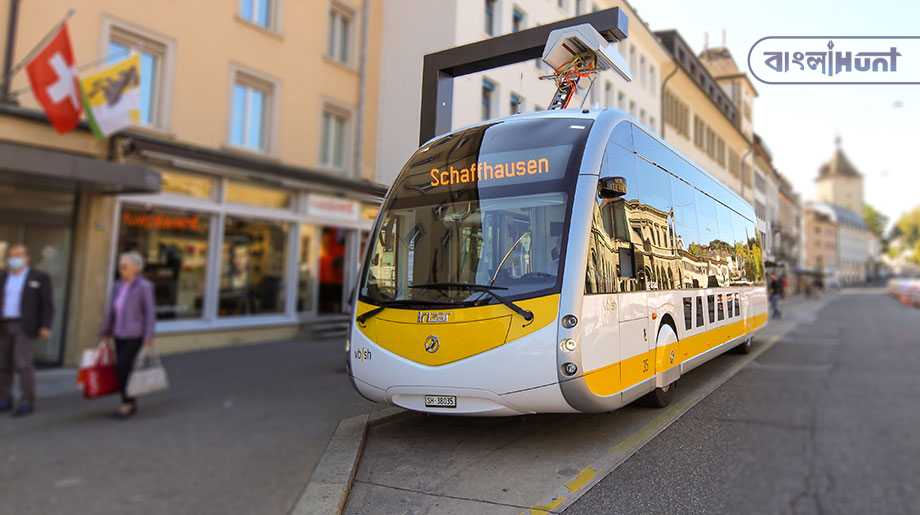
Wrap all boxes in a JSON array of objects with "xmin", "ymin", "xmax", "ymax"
[
  {"xmin": 355, "ymin": 295, "xmax": 560, "ymax": 366},
  {"xmin": 584, "ymin": 312, "xmax": 768, "ymax": 397}
]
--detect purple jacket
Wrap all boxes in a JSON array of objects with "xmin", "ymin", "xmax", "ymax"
[{"xmin": 100, "ymin": 278, "xmax": 156, "ymax": 340}]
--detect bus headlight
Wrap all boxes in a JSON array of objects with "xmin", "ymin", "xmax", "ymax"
[
  {"xmin": 561, "ymin": 314, "xmax": 578, "ymax": 328},
  {"xmin": 560, "ymin": 338, "xmax": 577, "ymax": 352}
]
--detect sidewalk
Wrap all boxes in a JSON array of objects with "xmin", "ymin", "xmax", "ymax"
[{"xmin": 0, "ymin": 338, "xmax": 373, "ymax": 515}]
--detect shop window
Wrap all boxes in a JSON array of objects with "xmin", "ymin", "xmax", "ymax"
[
  {"xmin": 160, "ymin": 171, "xmax": 215, "ymax": 199},
  {"xmin": 220, "ymin": 217, "xmax": 289, "ymax": 316},
  {"xmin": 319, "ymin": 227, "xmax": 348, "ymax": 314},
  {"xmin": 225, "ymin": 180, "xmax": 290, "ymax": 209},
  {"xmin": 118, "ymin": 206, "xmax": 211, "ymax": 321}
]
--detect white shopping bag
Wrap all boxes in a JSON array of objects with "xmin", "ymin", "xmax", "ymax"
[{"xmin": 126, "ymin": 347, "xmax": 170, "ymax": 397}]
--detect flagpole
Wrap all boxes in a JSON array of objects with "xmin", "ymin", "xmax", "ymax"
[{"xmin": 0, "ymin": 8, "xmax": 75, "ymax": 97}]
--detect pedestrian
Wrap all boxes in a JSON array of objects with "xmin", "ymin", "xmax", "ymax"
[
  {"xmin": 100, "ymin": 251, "xmax": 156, "ymax": 419},
  {"xmin": 768, "ymin": 272, "xmax": 783, "ymax": 319},
  {"xmin": 0, "ymin": 244, "xmax": 54, "ymax": 417}
]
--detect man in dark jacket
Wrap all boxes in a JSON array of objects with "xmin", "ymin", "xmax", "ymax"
[{"xmin": 0, "ymin": 244, "xmax": 54, "ymax": 417}]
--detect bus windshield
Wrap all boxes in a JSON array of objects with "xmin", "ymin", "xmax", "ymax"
[{"xmin": 360, "ymin": 117, "xmax": 593, "ymax": 307}]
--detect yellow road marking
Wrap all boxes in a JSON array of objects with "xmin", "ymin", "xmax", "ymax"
[
  {"xmin": 564, "ymin": 467, "xmax": 597, "ymax": 493},
  {"xmin": 527, "ymin": 495, "xmax": 566, "ymax": 514}
]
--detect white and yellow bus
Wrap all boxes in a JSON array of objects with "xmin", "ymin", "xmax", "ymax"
[{"xmin": 347, "ymin": 109, "xmax": 767, "ymax": 415}]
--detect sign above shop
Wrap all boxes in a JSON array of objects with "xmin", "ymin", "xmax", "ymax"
[{"xmin": 306, "ymin": 194, "xmax": 360, "ymax": 222}]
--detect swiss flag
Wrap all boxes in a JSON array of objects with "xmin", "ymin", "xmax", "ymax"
[{"xmin": 25, "ymin": 23, "xmax": 82, "ymax": 133}]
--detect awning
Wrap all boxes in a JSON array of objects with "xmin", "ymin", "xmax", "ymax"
[{"xmin": 0, "ymin": 140, "xmax": 161, "ymax": 194}]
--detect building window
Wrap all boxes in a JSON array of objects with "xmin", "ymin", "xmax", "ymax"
[
  {"xmin": 482, "ymin": 79, "xmax": 495, "ymax": 120},
  {"xmin": 118, "ymin": 206, "xmax": 211, "ymax": 321},
  {"xmin": 729, "ymin": 149, "xmax": 741, "ymax": 177},
  {"xmin": 510, "ymin": 92, "xmax": 523, "ymax": 114},
  {"xmin": 575, "ymin": 0, "xmax": 585, "ymax": 15},
  {"xmin": 219, "ymin": 217, "xmax": 289, "ymax": 317},
  {"xmin": 629, "ymin": 100, "xmax": 636, "ymax": 116},
  {"xmin": 107, "ymin": 27, "xmax": 167, "ymax": 128},
  {"xmin": 484, "ymin": 0, "xmax": 497, "ymax": 35},
  {"xmin": 617, "ymin": 91, "xmax": 625, "ymax": 110},
  {"xmin": 328, "ymin": 6, "xmax": 353, "ymax": 65},
  {"xmin": 639, "ymin": 56, "xmax": 647, "ymax": 87},
  {"xmin": 230, "ymin": 74, "xmax": 274, "ymax": 153},
  {"xmin": 649, "ymin": 116, "xmax": 656, "ymax": 132},
  {"xmin": 649, "ymin": 66, "xmax": 657, "ymax": 93},
  {"xmin": 321, "ymin": 108, "xmax": 349, "ymax": 169},
  {"xmin": 239, "ymin": 0, "xmax": 276, "ymax": 29},
  {"xmin": 604, "ymin": 82, "xmax": 613, "ymax": 106},
  {"xmin": 512, "ymin": 7, "xmax": 525, "ymax": 32}
]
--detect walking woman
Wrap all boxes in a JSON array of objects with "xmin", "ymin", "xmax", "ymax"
[{"xmin": 100, "ymin": 251, "xmax": 155, "ymax": 419}]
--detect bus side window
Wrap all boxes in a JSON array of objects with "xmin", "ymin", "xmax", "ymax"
[
  {"xmin": 707, "ymin": 294, "xmax": 715, "ymax": 323},
  {"xmin": 585, "ymin": 198, "xmax": 618, "ymax": 294},
  {"xmin": 696, "ymin": 296, "xmax": 704, "ymax": 327},
  {"xmin": 683, "ymin": 297, "xmax": 692, "ymax": 331},
  {"xmin": 717, "ymin": 294, "xmax": 725, "ymax": 320}
]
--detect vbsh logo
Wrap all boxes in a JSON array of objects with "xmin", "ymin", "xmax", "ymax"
[{"xmin": 749, "ymin": 37, "xmax": 920, "ymax": 84}]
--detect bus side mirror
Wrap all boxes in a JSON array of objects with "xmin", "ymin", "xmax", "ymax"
[{"xmin": 599, "ymin": 176, "xmax": 627, "ymax": 198}]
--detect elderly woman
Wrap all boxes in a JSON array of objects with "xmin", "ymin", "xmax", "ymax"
[{"xmin": 100, "ymin": 251, "xmax": 156, "ymax": 419}]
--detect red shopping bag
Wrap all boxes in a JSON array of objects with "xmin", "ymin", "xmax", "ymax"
[{"xmin": 79, "ymin": 343, "xmax": 119, "ymax": 399}]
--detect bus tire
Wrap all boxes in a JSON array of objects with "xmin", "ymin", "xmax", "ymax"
[
  {"xmin": 640, "ymin": 323, "xmax": 678, "ymax": 408},
  {"xmin": 641, "ymin": 381, "xmax": 675, "ymax": 408},
  {"xmin": 732, "ymin": 336, "xmax": 753, "ymax": 355}
]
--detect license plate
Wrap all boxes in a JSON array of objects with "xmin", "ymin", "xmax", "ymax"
[{"xmin": 424, "ymin": 395, "xmax": 457, "ymax": 408}]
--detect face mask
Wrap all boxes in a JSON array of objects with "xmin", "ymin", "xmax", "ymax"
[{"xmin": 7, "ymin": 257, "xmax": 24, "ymax": 270}]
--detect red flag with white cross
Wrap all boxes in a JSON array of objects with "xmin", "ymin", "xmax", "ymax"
[{"xmin": 25, "ymin": 22, "xmax": 82, "ymax": 133}]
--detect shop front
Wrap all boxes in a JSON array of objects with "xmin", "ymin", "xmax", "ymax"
[{"xmin": 107, "ymin": 136, "xmax": 384, "ymax": 354}]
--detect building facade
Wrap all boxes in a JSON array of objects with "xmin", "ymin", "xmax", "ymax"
[
  {"xmin": 813, "ymin": 139, "xmax": 877, "ymax": 284},
  {"xmin": 0, "ymin": 0, "xmax": 385, "ymax": 366},
  {"xmin": 375, "ymin": 0, "xmax": 668, "ymax": 186},
  {"xmin": 656, "ymin": 33, "xmax": 751, "ymax": 202},
  {"xmin": 803, "ymin": 203, "xmax": 838, "ymax": 274}
]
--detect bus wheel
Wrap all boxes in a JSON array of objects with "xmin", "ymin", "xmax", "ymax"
[
  {"xmin": 732, "ymin": 337, "xmax": 753, "ymax": 355},
  {"xmin": 641, "ymin": 381, "xmax": 674, "ymax": 408}
]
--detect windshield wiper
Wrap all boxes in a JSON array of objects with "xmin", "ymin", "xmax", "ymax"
[
  {"xmin": 356, "ymin": 298, "xmax": 454, "ymax": 324},
  {"xmin": 410, "ymin": 283, "xmax": 534, "ymax": 321}
]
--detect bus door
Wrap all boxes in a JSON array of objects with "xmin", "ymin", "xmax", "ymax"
[{"xmin": 618, "ymin": 290, "xmax": 650, "ymax": 395}]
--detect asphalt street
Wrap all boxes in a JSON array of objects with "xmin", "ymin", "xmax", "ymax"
[
  {"xmin": 0, "ymin": 338, "xmax": 373, "ymax": 515},
  {"xmin": 567, "ymin": 288, "xmax": 920, "ymax": 515}
]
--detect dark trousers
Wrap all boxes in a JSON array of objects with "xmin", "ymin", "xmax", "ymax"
[
  {"xmin": 115, "ymin": 337, "xmax": 143, "ymax": 405},
  {"xmin": 0, "ymin": 321, "xmax": 36, "ymax": 404}
]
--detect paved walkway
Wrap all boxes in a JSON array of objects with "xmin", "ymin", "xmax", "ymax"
[{"xmin": 0, "ymin": 338, "xmax": 373, "ymax": 515}]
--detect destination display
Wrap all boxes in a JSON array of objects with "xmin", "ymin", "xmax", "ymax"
[{"xmin": 428, "ymin": 144, "xmax": 572, "ymax": 189}]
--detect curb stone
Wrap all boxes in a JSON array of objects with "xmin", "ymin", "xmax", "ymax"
[{"xmin": 290, "ymin": 406, "xmax": 405, "ymax": 515}]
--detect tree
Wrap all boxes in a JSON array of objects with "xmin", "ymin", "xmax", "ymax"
[
  {"xmin": 896, "ymin": 207, "xmax": 920, "ymax": 247},
  {"xmin": 863, "ymin": 203, "xmax": 888, "ymax": 242}
]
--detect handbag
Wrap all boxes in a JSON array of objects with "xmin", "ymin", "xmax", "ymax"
[
  {"xmin": 126, "ymin": 347, "xmax": 170, "ymax": 397},
  {"xmin": 79, "ymin": 342, "xmax": 119, "ymax": 399}
]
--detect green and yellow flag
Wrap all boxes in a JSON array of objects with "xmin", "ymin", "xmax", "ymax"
[{"xmin": 80, "ymin": 53, "xmax": 141, "ymax": 138}]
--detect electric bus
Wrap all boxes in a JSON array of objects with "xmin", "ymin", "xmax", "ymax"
[{"xmin": 347, "ymin": 108, "xmax": 768, "ymax": 415}]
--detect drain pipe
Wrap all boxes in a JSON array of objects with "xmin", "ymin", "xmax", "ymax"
[
  {"xmin": 353, "ymin": 0, "xmax": 369, "ymax": 181},
  {"xmin": 1, "ymin": 0, "xmax": 21, "ymax": 103},
  {"xmin": 659, "ymin": 64, "xmax": 679, "ymax": 139}
]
